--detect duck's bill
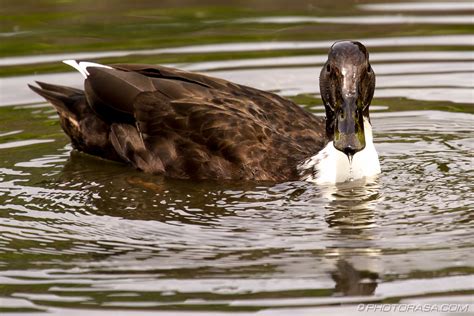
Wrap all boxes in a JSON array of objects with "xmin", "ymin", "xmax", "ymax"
[{"xmin": 333, "ymin": 97, "xmax": 366, "ymax": 157}]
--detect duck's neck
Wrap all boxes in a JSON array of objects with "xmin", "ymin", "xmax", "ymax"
[{"xmin": 298, "ymin": 118, "xmax": 380, "ymax": 184}]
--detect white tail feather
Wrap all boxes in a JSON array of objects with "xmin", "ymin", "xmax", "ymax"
[{"xmin": 63, "ymin": 60, "xmax": 112, "ymax": 78}]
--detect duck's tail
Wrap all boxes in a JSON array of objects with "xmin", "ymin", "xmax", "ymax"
[{"xmin": 28, "ymin": 81, "xmax": 121, "ymax": 162}]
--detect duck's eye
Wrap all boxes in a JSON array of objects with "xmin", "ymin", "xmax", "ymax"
[
  {"xmin": 326, "ymin": 64, "xmax": 331, "ymax": 72},
  {"xmin": 367, "ymin": 64, "xmax": 372, "ymax": 73}
]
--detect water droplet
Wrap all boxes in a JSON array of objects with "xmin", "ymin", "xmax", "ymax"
[{"xmin": 348, "ymin": 154, "xmax": 354, "ymax": 181}]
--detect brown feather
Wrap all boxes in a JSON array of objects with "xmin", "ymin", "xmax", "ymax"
[{"xmin": 29, "ymin": 64, "xmax": 327, "ymax": 181}]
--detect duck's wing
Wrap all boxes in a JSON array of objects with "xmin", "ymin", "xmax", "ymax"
[
  {"xmin": 112, "ymin": 63, "xmax": 228, "ymax": 89},
  {"xmin": 82, "ymin": 64, "xmax": 326, "ymax": 180},
  {"xmin": 91, "ymin": 63, "xmax": 325, "ymax": 139}
]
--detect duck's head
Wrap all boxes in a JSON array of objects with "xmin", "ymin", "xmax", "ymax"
[{"xmin": 319, "ymin": 41, "xmax": 375, "ymax": 159}]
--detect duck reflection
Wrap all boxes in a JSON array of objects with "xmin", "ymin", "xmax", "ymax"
[
  {"xmin": 56, "ymin": 151, "xmax": 271, "ymax": 224},
  {"xmin": 320, "ymin": 178, "xmax": 382, "ymax": 297},
  {"xmin": 332, "ymin": 259, "xmax": 378, "ymax": 296},
  {"xmin": 57, "ymin": 150, "xmax": 382, "ymax": 300},
  {"xmin": 323, "ymin": 178, "xmax": 381, "ymax": 235}
]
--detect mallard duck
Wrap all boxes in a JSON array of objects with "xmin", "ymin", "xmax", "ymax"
[{"xmin": 29, "ymin": 41, "xmax": 380, "ymax": 184}]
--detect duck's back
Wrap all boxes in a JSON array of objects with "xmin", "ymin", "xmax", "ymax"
[{"xmin": 30, "ymin": 63, "xmax": 327, "ymax": 181}]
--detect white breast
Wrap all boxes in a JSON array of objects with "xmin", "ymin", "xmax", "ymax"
[{"xmin": 298, "ymin": 118, "xmax": 381, "ymax": 184}]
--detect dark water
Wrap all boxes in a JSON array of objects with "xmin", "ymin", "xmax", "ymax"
[{"xmin": 0, "ymin": 1, "xmax": 473, "ymax": 315}]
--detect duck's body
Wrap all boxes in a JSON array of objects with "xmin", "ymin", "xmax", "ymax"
[
  {"xmin": 29, "ymin": 41, "xmax": 380, "ymax": 184},
  {"xmin": 30, "ymin": 62, "xmax": 327, "ymax": 181}
]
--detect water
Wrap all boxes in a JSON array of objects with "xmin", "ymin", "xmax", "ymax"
[{"xmin": 0, "ymin": 1, "xmax": 473, "ymax": 315}]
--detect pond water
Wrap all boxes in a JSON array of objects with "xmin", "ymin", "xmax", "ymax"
[{"xmin": 0, "ymin": 1, "xmax": 473, "ymax": 315}]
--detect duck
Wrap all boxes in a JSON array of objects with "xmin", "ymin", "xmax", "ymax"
[{"xmin": 28, "ymin": 41, "xmax": 380, "ymax": 184}]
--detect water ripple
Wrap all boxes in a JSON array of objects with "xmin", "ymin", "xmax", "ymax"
[
  {"xmin": 0, "ymin": 35, "xmax": 472, "ymax": 67},
  {"xmin": 236, "ymin": 15, "xmax": 474, "ymax": 25}
]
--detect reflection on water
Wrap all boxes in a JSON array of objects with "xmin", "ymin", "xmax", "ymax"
[
  {"xmin": 2, "ymin": 49, "xmax": 474, "ymax": 106},
  {"xmin": 1, "ymin": 34, "xmax": 473, "ymax": 67},
  {"xmin": 0, "ymin": 106, "xmax": 472, "ymax": 313},
  {"xmin": 0, "ymin": 0, "xmax": 473, "ymax": 314},
  {"xmin": 360, "ymin": 2, "xmax": 474, "ymax": 12},
  {"xmin": 236, "ymin": 15, "xmax": 474, "ymax": 25}
]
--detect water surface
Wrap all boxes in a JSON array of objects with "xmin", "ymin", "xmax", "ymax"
[{"xmin": 0, "ymin": 0, "xmax": 473, "ymax": 314}]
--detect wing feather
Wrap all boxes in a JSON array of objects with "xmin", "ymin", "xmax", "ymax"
[{"xmin": 76, "ymin": 63, "xmax": 326, "ymax": 180}]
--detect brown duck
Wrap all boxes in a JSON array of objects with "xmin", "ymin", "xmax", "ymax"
[{"xmin": 29, "ymin": 41, "xmax": 380, "ymax": 184}]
